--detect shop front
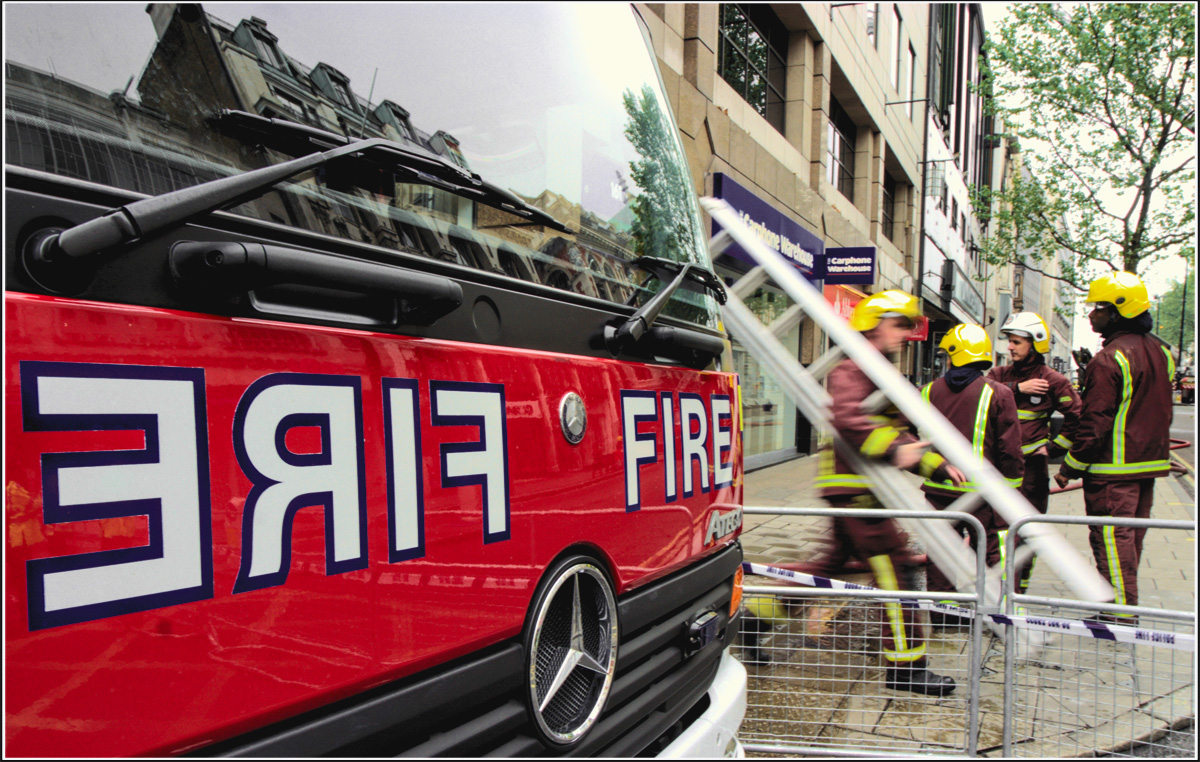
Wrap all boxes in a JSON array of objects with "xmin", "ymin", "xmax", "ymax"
[
  {"xmin": 710, "ymin": 175, "xmax": 888, "ymax": 468},
  {"xmin": 710, "ymin": 173, "xmax": 824, "ymax": 468}
]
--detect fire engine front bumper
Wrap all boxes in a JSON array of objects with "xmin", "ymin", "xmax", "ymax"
[{"xmin": 656, "ymin": 650, "xmax": 748, "ymax": 758}]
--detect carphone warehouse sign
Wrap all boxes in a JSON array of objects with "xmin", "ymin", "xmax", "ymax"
[
  {"xmin": 824, "ymin": 246, "xmax": 876, "ymax": 285},
  {"xmin": 711, "ymin": 173, "xmax": 824, "ymax": 281}
]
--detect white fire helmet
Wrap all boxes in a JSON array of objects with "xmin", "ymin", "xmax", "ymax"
[{"xmin": 1000, "ymin": 311, "xmax": 1051, "ymax": 354}]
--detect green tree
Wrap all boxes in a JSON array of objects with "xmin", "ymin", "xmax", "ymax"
[
  {"xmin": 1152, "ymin": 274, "xmax": 1196, "ymax": 364},
  {"xmin": 621, "ymin": 85, "xmax": 712, "ymax": 325},
  {"xmin": 622, "ymin": 85, "xmax": 705, "ymax": 265},
  {"xmin": 977, "ymin": 4, "xmax": 1195, "ymax": 290}
]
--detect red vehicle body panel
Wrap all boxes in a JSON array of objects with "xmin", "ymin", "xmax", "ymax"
[{"xmin": 5, "ymin": 293, "xmax": 742, "ymax": 757}]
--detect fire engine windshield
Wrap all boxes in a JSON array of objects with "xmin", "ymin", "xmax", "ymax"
[{"xmin": 4, "ymin": 3, "xmax": 719, "ymax": 328}]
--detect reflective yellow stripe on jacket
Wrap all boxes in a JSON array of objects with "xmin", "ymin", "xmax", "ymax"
[
  {"xmin": 1113, "ymin": 351, "xmax": 1133, "ymax": 465},
  {"xmin": 815, "ymin": 442, "xmax": 873, "ymax": 490},
  {"xmin": 922, "ymin": 383, "xmax": 1000, "ymax": 492},
  {"xmin": 1162, "ymin": 346, "xmax": 1176, "ymax": 382},
  {"xmin": 1021, "ymin": 438, "xmax": 1049, "ymax": 455},
  {"xmin": 1064, "ymin": 453, "xmax": 1171, "ymax": 475}
]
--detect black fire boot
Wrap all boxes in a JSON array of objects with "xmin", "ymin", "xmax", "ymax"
[
  {"xmin": 928, "ymin": 608, "xmax": 971, "ymax": 629},
  {"xmin": 739, "ymin": 613, "xmax": 772, "ymax": 665},
  {"xmin": 885, "ymin": 665, "xmax": 956, "ymax": 696}
]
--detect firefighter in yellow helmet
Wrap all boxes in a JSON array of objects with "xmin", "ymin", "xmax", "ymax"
[
  {"xmin": 989, "ymin": 311, "xmax": 1082, "ymax": 598},
  {"xmin": 756, "ymin": 290, "xmax": 966, "ymax": 694},
  {"xmin": 919, "ymin": 324, "xmax": 1024, "ymax": 622},
  {"xmin": 1055, "ymin": 272, "xmax": 1175, "ymax": 622}
]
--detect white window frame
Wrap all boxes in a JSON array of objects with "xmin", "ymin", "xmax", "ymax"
[
  {"xmin": 907, "ymin": 44, "xmax": 917, "ymax": 118},
  {"xmin": 891, "ymin": 6, "xmax": 903, "ymax": 91}
]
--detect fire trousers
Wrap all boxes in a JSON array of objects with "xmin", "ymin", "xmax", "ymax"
[
  {"xmin": 998, "ymin": 453, "xmax": 1051, "ymax": 596},
  {"xmin": 1083, "ymin": 478, "xmax": 1155, "ymax": 610},
  {"xmin": 796, "ymin": 494, "xmax": 928, "ymax": 667},
  {"xmin": 923, "ymin": 494, "xmax": 1002, "ymax": 596}
]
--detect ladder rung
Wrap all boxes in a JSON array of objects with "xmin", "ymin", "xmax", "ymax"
[
  {"xmin": 945, "ymin": 490, "xmax": 986, "ymax": 516},
  {"xmin": 805, "ymin": 346, "xmax": 846, "ymax": 382},
  {"xmin": 709, "ymin": 230, "xmax": 734, "ymax": 258},
  {"xmin": 730, "ymin": 266, "xmax": 769, "ymax": 300},
  {"xmin": 768, "ymin": 304, "xmax": 806, "ymax": 339},
  {"xmin": 860, "ymin": 389, "xmax": 891, "ymax": 415}
]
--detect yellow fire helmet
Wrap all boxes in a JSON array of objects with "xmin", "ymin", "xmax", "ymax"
[
  {"xmin": 848, "ymin": 289, "xmax": 921, "ymax": 332},
  {"xmin": 999, "ymin": 311, "xmax": 1051, "ymax": 354},
  {"xmin": 938, "ymin": 323, "xmax": 993, "ymax": 367},
  {"xmin": 1086, "ymin": 271, "xmax": 1150, "ymax": 319}
]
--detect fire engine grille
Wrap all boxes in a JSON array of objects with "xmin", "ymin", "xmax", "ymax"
[{"xmin": 193, "ymin": 543, "xmax": 742, "ymax": 758}]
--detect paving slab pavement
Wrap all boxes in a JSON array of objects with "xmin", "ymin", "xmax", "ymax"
[{"xmin": 738, "ymin": 455, "xmax": 1197, "ymax": 757}]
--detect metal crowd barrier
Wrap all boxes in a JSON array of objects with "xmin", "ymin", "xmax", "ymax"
[
  {"xmin": 738, "ymin": 505, "xmax": 990, "ymax": 758},
  {"xmin": 1001, "ymin": 515, "xmax": 1197, "ymax": 758},
  {"xmin": 737, "ymin": 508, "xmax": 1196, "ymax": 758}
]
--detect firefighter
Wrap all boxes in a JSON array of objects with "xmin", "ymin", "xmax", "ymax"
[
  {"xmin": 989, "ymin": 311, "xmax": 1082, "ymax": 596},
  {"xmin": 920, "ymin": 324, "xmax": 1025, "ymax": 621},
  {"xmin": 812, "ymin": 290, "xmax": 966, "ymax": 695},
  {"xmin": 1055, "ymin": 272, "xmax": 1175, "ymax": 622}
]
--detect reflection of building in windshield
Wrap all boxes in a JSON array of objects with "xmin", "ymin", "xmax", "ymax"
[{"xmin": 4, "ymin": 3, "xmax": 644, "ymax": 305}]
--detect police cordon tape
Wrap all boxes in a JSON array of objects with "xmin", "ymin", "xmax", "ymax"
[{"xmin": 742, "ymin": 562, "xmax": 1194, "ymax": 652}]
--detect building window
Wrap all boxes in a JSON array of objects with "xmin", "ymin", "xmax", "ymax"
[
  {"xmin": 882, "ymin": 173, "xmax": 896, "ymax": 241},
  {"xmin": 866, "ymin": 4, "xmax": 879, "ymax": 48},
  {"xmin": 718, "ymin": 4, "xmax": 787, "ymax": 133},
  {"xmin": 930, "ymin": 4, "xmax": 956, "ymax": 122},
  {"xmin": 907, "ymin": 44, "xmax": 917, "ymax": 118},
  {"xmin": 330, "ymin": 81, "xmax": 356, "ymax": 112},
  {"xmin": 252, "ymin": 32, "xmax": 285, "ymax": 70},
  {"xmin": 951, "ymin": 198, "xmax": 959, "ymax": 230},
  {"xmin": 826, "ymin": 96, "xmax": 856, "ymax": 201},
  {"xmin": 273, "ymin": 89, "xmax": 315, "ymax": 122},
  {"xmin": 891, "ymin": 6, "xmax": 903, "ymax": 90}
]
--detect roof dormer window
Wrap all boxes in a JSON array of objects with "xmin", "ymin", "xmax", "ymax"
[
  {"xmin": 431, "ymin": 131, "xmax": 469, "ymax": 170},
  {"xmin": 376, "ymin": 101, "xmax": 415, "ymax": 142},
  {"xmin": 252, "ymin": 32, "xmax": 284, "ymax": 69},
  {"xmin": 234, "ymin": 18, "xmax": 287, "ymax": 72},
  {"xmin": 312, "ymin": 63, "xmax": 359, "ymax": 115}
]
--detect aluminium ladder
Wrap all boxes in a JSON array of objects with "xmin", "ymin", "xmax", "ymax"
[{"xmin": 701, "ymin": 197, "xmax": 1113, "ymax": 622}]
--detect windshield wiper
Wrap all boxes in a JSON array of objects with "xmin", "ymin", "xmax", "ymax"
[
  {"xmin": 604, "ymin": 256, "xmax": 727, "ymax": 354},
  {"xmin": 31, "ymin": 110, "xmax": 571, "ymax": 267}
]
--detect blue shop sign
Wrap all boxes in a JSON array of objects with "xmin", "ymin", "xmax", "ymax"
[
  {"xmin": 711, "ymin": 173, "xmax": 824, "ymax": 281},
  {"xmin": 824, "ymin": 246, "xmax": 876, "ymax": 285}
]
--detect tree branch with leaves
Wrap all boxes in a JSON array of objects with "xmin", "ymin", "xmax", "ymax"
[{"xmin": 976, "ymin": 4, "xmax": 1195, "ymax": 290}]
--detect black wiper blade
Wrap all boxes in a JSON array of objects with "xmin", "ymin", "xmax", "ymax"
[
  {"xmin": 213, "ymin": 111, "xmax": 571, "ymax": 233},
  {"xmin": 38, "ymin": 112, "xmax": 570, "ymax": 263},
  {"xmin": 604, "ymin": 257, "xmax": 726, "ymax": 355}
]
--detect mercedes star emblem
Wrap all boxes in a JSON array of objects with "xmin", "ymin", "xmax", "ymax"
[
  {"xmin": 559, "ymin": 392, "xmax": 587, "ymax": 445},
  {"xmin": 527, "ymin": 561, "xmax": 617, "ymax": 746}
]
